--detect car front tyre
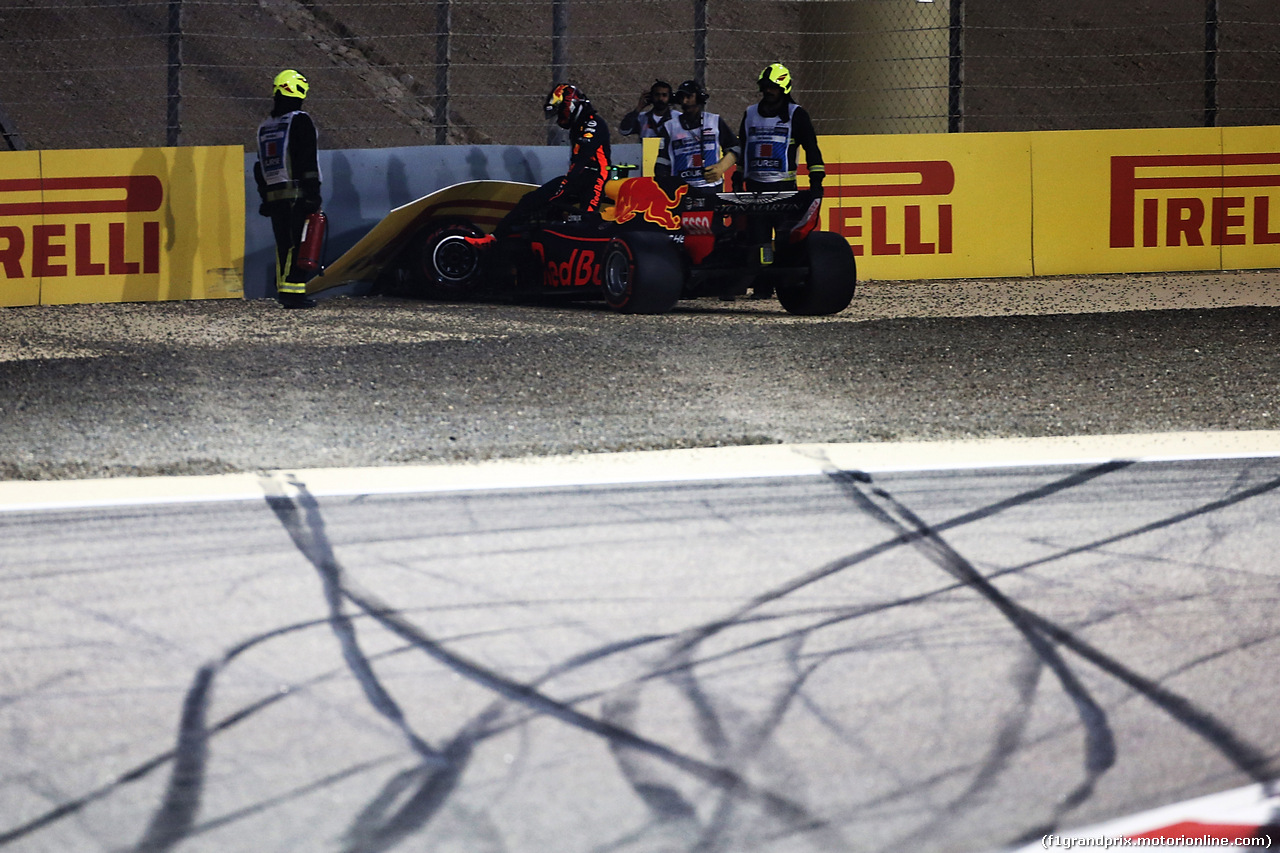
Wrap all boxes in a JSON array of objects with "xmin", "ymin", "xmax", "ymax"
[{"xmin": 412, "ymin": 220, "xmax": 484, "ymax": 298}]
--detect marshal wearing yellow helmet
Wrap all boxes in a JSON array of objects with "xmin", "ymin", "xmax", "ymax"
[
  {"xmin": 731, "ymin": 63, "xmax": 826, "ymax": 297},
  {"xmin": 253, "ymin": 70, "xmax": 323, "ymax": 308},
  {"xmin": 733, "ymin": 63, "xmax": 825, "ymax": 194}
]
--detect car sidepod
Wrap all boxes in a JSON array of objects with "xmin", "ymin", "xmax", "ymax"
[{"xmin": 526, "ymin": 225, "xmax": 613, "ymax": 294}]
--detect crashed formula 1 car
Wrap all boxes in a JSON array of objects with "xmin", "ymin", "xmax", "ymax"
[{"xmin": 307, "ymin": 175, "xmax": 857, "ymax": 315}]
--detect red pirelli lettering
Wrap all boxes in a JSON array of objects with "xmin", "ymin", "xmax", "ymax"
[
  {"xmin": 0, "ymin": 175, "xmax": 164, "ymax": 217},
  {"xmin": 821, "ymin": 161, "xmax": 955, "ymax": 198},
  {"xmin": 0, "ymin": 220, "xmax": 161, "ymax": 279},
  {"xmin": 819, "ymin": 161, "xmax": 955, "ymax": 256},
  {"xmin": 32, "ymin": 224, "xmax": 67, "ymax": 276},
  {"xmin": 0, "ymin": 226, "xmax": 24, "ymax": 277},
  {"xmin": 1111, "ymin": 153, "xmax": 1280, "ymax": 248},
  {"xmin": 830, "ymin": 204, "xmax": 952, "ymax": 256}
]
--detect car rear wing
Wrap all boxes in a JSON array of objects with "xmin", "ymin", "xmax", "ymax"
[{"xmin": 706, "ymin": 189, "xmax": 824, "ymax": 243}]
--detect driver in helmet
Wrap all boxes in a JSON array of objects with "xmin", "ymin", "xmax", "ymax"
[
  {"xmin": 654, "ymin": 79, "xmax": 739, "ymax": 191},
  {"xmin": 254, "ymin": 69, "xmax": 322, "ymax": 308},
  {"xmin": 481, "ymin": 84, "xmax": 613, "ymax": 243},
  {"xmin": 543, "ymin": 83, "xmax": 613, "ymax": 214}
]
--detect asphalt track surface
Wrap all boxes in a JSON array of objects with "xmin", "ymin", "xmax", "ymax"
[
  {"xmin": 2, "ymin": 273, "xmax": 1280, "ymax": 851},
  {"xmin": 2, "ymin": 439, "xmax": 1280, "ymax": 852}
]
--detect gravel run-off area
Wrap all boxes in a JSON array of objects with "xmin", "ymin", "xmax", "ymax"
[{"xmin": 1, "ymin": 270, "xmax": 1277, "ymax": 481}]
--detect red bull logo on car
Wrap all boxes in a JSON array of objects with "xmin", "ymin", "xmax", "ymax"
[
  {"xmin": 530, "ymin": 231, "xmax": 609, "ymax": 289},
  {"xmin": 610, "ymin": 177, "xmax": 688, "ymax": 230},
  {"xmin": 538, "ymin": 247, "xmax": 601, "ymax": 288}
]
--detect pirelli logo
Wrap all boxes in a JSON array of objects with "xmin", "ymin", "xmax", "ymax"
[
  {"xmin": 0, "ymin": 175, "xmax": 164, "ymax": 278},
  {"xmin": 822, "ymin": 161, "xmax": 955, "ymax": 257},
  {"xmin": 1110, "ymin": 153, "xmax": 1280, "ymax": 248}
]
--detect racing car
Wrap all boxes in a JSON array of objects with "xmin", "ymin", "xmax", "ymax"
[{"xmin": 307, "ymin": 175, "xmax": 857, "ymax": 316}]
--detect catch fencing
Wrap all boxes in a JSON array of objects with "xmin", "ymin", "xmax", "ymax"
[{"xmin": 1, "ymin": 0, "xmax": 1279, "ymax": 152}]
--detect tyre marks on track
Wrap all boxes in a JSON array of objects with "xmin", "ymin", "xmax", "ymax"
[
  {"xmin": 7, "ymin": 458, "xmax": 1280, "ymax": 852},
  {"xmin": 592, "ymin": 461, "xmax": 1140, "ymax": 851},
  {"xmin": 257, "ymin": 472, "xmax": 836, "ymax": 853},
  {"xmin": 831, "ymin": 462, "xmax": 1280, "ymax": 848}
]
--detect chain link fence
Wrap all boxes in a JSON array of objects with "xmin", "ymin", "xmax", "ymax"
[{"xmin": 1, "ymin": 0, "xmax": 1278, "ymax": 152}]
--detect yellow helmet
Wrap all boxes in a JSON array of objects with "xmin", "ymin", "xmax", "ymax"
[
  {"xmin": 758, "ymin": 63, "xmax": 792, "ymax": 95},
  {"xmin": 272, "ymin": 69, "xmax": 309, "ymax": 99}
]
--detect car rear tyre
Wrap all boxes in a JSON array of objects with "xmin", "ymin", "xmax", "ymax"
[
  {"xmin": 776, "ymin": 231, "xmax": 857, "ymax": 316},
  {"xmin": 602, "ymin": 232, "xmax": 684, "ymax": 314}
]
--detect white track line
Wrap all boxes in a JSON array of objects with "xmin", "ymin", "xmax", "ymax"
[{"xmin": 2, "ymin": 431, "xmax": 1280, "ymax": 513}]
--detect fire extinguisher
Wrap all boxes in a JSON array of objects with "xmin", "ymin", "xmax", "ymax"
[{"xmin": 296, "ymin": 210, "xmax": 327, "ymax": 273}]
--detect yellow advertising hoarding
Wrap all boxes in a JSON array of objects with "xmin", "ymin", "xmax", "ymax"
[
  {"xmin": 0, "ymin": 145, "xmax": 244, "ymax": 306},
  {"xmin": 1034, "ymin": 127, "xmax": 1223, "ymax": 275},
  {"xmin": 1220, "ymin": 125, "xmax": 1280, "ymax": 273},
  {"xmin": 820, "ymin": 133, "xmax": 1033, "ymax": 280},
  {"xmin": 645, "ymin": 131, "xmax": 1035, "ymax": 280},
  {"xmin": 6, "ymin": 128, "xmax": 1265, "ymax": 306},
  {"xmin": 649, "ymin": 125, "xmax": 1280, "ymax": 280},
  {"xmin": 1031, "ymin": 125, "xmax": 1280, "ymax": 275},
  {"xmin": 0, "ymin": 151, "xmax": 42, "ymax": 307}
]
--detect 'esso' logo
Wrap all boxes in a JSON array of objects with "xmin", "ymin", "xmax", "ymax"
[{"xmin": 682, "ymin": 211, "xmax": 714, "ymax": 235}]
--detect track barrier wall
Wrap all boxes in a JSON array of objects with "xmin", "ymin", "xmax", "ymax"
[
  {"xmin": 240, "ymin": 143, "xmax": 640, "ymax": 300},
  {"xmin": 2, "ymin": 127, "xmax": 1278, "ymax": 306}
]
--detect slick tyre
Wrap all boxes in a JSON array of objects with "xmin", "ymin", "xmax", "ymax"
[
  {"xmin": 776, "ymin": 231, "xmax": 857, "ymax": 316},
  {"xmin": 602, "ymin": 232, "xmax": 684, "ymax": 314},
  {"xmin": 413, "ymin": 219, "xmax": 484, "ymax": 298}
]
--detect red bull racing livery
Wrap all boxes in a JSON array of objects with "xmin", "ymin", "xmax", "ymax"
[{"xmin": 374, "ymin": 175, "xmax": 857, "ymax": 315}]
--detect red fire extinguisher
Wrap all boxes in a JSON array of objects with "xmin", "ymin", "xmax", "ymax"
[{"xmin": 296, "ymin": 210, "xmax": 327, "ymax": 273}]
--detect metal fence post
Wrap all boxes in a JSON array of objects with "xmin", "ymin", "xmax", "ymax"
[
  {"xmin": 1204, "ymin": 0, "xmax": 1219, "ymax": 127},
  {"xmin": 436, "ymin": 0, "xmax": 450, "ymax": 144},
  {"xmin": 548, "ymin": 0, "xmax": 569, "ymax": 144},
  {"xmin": 694, "ymin": 0, "xmax": 707, "ymax": 87},
  {"xmin": 949, "ymin": 0, "xmax": 964, "ymax": 132},
  {"xmin": 167, "ymin": 0, "xmax": 182, "ymax": 146}
]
